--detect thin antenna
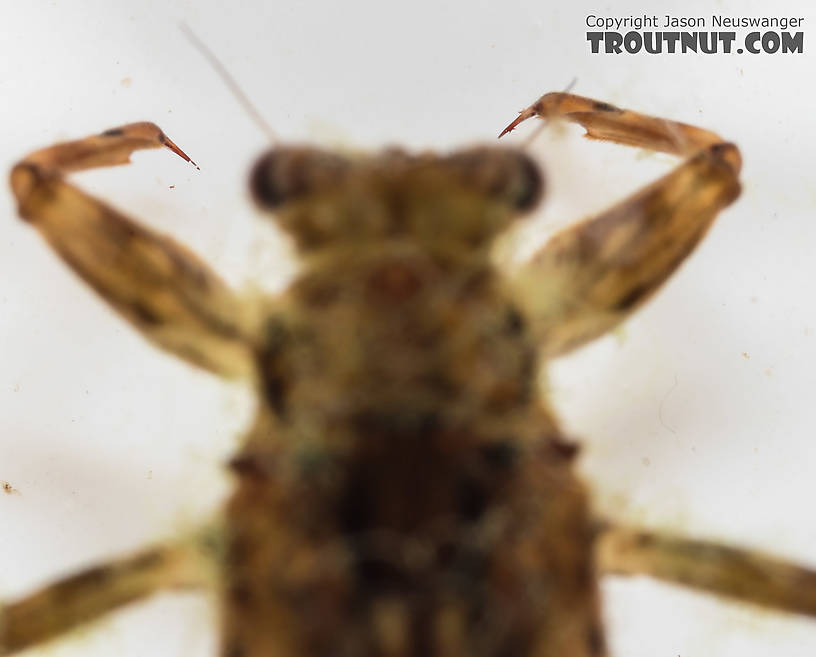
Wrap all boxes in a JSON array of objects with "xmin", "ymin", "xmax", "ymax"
[{"xmin": 179, "ymin": 22, "xmax": 278, "ymax": 144}]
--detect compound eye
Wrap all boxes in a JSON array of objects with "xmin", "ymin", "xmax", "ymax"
[
  {"xmin": 446, "ymin": 148, "xmax": 544, "ymax": 212},
  {"xmin": 250, "ymin": 147, "xmax": 350, "ymax": 209}
]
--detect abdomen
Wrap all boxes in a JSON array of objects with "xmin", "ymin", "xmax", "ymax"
[{"xmin": 224, "ymin": 417, "xmax": 604, "ymax": 657}]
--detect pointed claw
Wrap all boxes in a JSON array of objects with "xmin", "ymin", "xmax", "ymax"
[
  {"xmin": 161, "ymin": 133, "xmax": 199, "ymax": 169},
  {"xmin": 103, "ymin": 123, "xmax": 201, "ymax": 170},
  {"xmin": 498, "ymin": 107, "xmax": 537, "ymax": 139}
]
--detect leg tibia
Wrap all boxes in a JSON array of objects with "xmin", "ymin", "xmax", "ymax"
[
  {"xmin": 1, "ymin": 538, "xmax": 214, "ymax": 655},
  {"xmin": 597, "ymin": 526, "xmax": 816, "ymax": 618}
]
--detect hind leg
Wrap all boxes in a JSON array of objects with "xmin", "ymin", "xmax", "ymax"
[
  {"xmin": 1, "ymin": 532, "xmax": 217, "ymax": 655},
  {"xmin": 596, "ymin": 525, "xmax": 816, "ymax": 618}
]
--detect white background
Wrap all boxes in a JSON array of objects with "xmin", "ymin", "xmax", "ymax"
[{"xmin": 1, "ymin": 1, "xmax": 815, "ymax": 656}]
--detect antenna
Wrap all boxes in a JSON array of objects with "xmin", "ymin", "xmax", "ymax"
[{"xmin": 180, "ymin": 22, "xmax": 279, "ymax": 145}]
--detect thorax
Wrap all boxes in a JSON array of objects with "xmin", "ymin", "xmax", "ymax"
[{"xmin": 255, "ymin": 242, "xmax": 538, "ymax": 444}]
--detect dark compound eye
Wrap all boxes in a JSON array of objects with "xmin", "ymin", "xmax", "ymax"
[
  {"xmin": 445, "ymin": 148, "xmax": 544, "ymax": 212},
  {"xmin": 509, "ymin": 152, "xmax": 545, "ymax": 211},
  {"xmin": 249, "ymin": 147, "xmax": 350, "ymax": 209}
]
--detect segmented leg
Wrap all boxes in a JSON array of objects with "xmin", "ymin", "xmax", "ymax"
[
  {"xmin": 596, "ymin": 525, "xmax": 816, "ymax": 618},
  {"xmin": 501, "ymin": 93, "xmax": 741, "ymax": 358},
  {"xmin": 10, "ymin": 124, "xmax": 255, "ymax": 378},
  {"xmin": 0, "ymin": 534, "xmax": 217, "ymax": 655}
]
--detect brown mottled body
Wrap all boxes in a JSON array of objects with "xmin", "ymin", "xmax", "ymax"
[
  {"xmin": 226, "ymin": 243, "xmax": 602, "ymax": 657},
  {"xmin": 5, "ymin": 93, "xmax": 816, "ymax": 657}
]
